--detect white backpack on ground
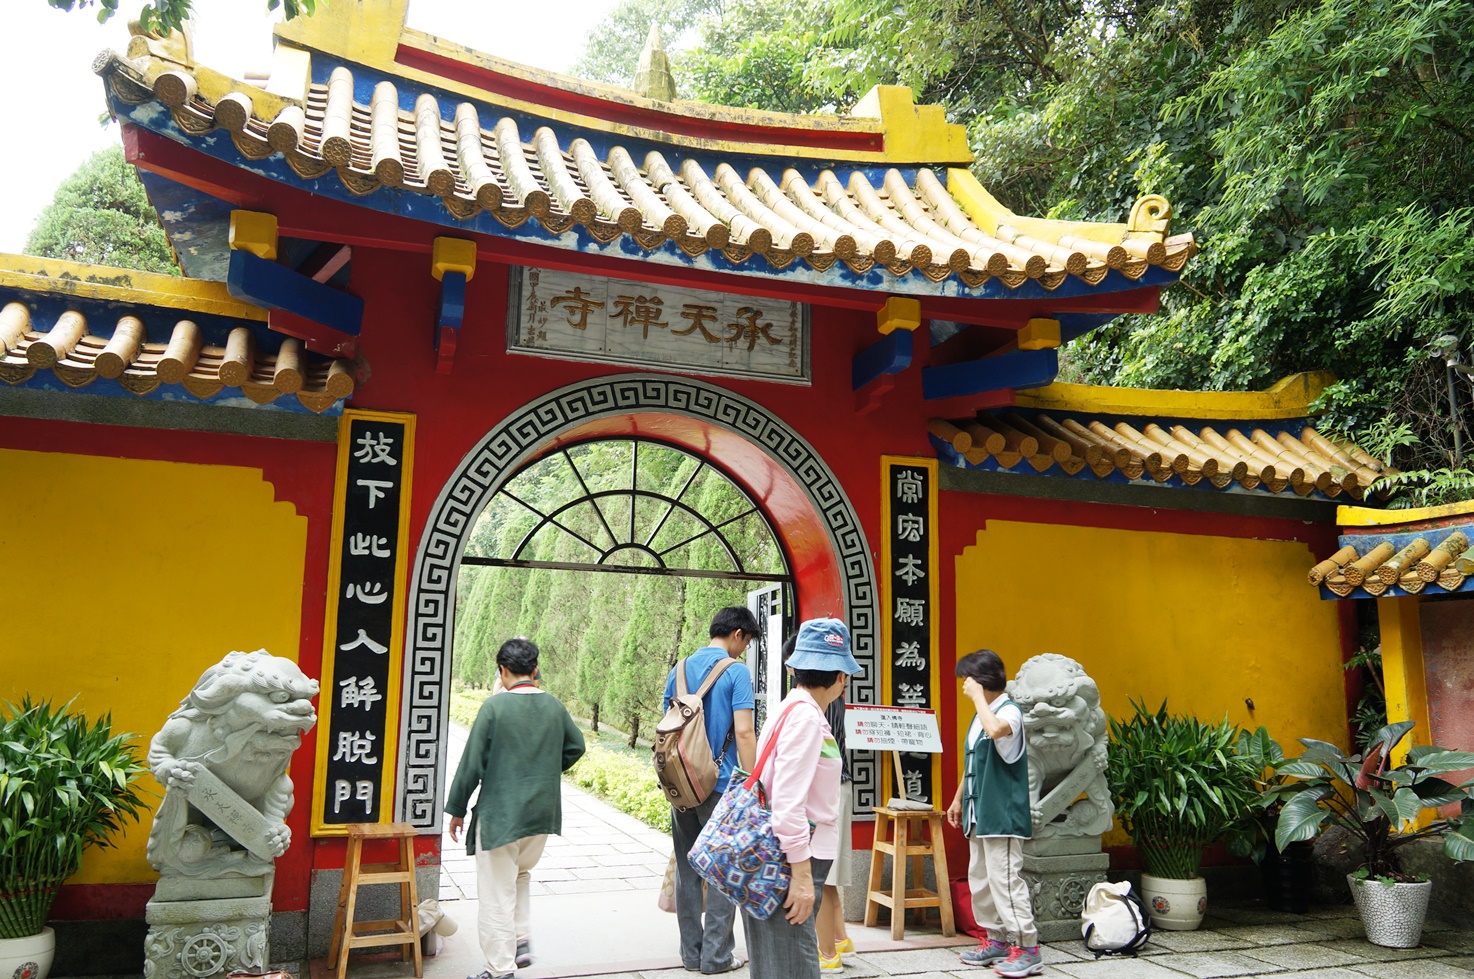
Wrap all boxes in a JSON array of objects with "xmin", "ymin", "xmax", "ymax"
[{"xmin": 1080, "ymin": 880, "xmax": 1151, "ymax": 957}]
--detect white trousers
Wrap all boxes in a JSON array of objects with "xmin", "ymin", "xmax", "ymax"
[
  {"xmin": 967, "ymin": 835, "xmax": 1037, "ymax": 947},
  {"xmin": 474, "ymin": 834, "xmax": 547, "ymax": 974}
]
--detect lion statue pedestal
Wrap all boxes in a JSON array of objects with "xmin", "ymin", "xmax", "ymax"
[
  {"xmin": 142, "ymin": 650, "xmax": 318, "ymax": 979},
  {"xmin": 1007, "ymin": 653, "xmax": 1114, "ymax": 942}
]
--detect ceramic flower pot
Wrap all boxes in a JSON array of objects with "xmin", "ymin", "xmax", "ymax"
[
  {"xmin": 1348, "ymin": 874, "xmax": 1432, "ymax": 948},
  {"xmin": 1260, "ymin": 840, "xmax": 1314, "ymax": 914},
  {"xmin": 0, "ymin": 927, "xmax": 55, "ymax": 979},
  {"xmin": 1140, "ymin": 873, "xmax": 1208, "ymax": 931}
]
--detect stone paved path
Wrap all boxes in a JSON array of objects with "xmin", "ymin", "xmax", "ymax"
[
  {"xmin": 333, "ymin": 721, "xmax": 1474, "ymax": 979},
  {"xmin": 438, "ymin": 720, "xmax": 674, "ymax": 905}
]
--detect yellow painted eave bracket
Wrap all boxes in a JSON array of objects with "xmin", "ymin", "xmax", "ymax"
[
  {"xmin": 876, "ymin": 296, "xmax": 921, "ymax": 334},
  {"xmin": 1017, "ymin": 318, "xmax": 1060, "ymax": 351},
  {"xmin": 852, "ymin": 86, "xmax": 972, "ymax": 165},
  {"xmin": 274, "ymin": 0, "xmax": 410, "ymax": 67},
  {"xmin": 230, "ymin": 211, "xmax": 279, "ymax": 261},
  {"xmin": 0, "ymin": 253, "xmax": 265, "ymax": 320},
  {"xmin": 431, "ymin": 237, "xmax": 476, "ymax": 281}
]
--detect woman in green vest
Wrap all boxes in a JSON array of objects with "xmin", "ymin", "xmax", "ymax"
[{"xmin": 945, "ymin": 649, "xmax": 1040, "ymax": 977}]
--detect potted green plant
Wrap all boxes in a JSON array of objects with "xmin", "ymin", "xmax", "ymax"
[
  {"xmin": 1107, "ymin": 699, "xmax": 1259, "ymax": 930},
  {"xmin": 1228, "ymin": 727, "xmax": 1314, "ymax": 913},
  {"xmin": 1274, "ymin": 719, "xmax": 1474, "ymax": 948},
  {"xmin": 0, "ymin": 698, "xmax": 149, "ymax": 979}
]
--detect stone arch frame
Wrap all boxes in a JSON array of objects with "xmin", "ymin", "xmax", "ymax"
[{"xmin": 396, "ymin": 374, "xmax": 879, "ymax": 829}]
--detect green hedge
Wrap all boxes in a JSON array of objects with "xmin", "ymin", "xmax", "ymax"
[
  {"xmin": 449, "ymin": 686, "xmax": 485, "ymax": 728},
  {"xmin": 566, "ymin": 745, "xmax": 670, "ymax": 832}
]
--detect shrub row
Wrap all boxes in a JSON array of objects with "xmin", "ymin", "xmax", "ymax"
[
  {"xmin": 566, "ymin": 745, "xmax": 671, "ymax": 832},
  {"xmin": 449, "ymin": 687, "xmax": 485, "ymax": 729}
]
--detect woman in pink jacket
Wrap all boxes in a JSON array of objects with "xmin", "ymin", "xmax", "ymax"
[{"xmin": 745, "ymin": 617, "xmax": 863, "ymax": 979}]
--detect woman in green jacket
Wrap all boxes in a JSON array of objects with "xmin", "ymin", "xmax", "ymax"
[{"xmin": 446, "ymin": 637, "xmax": 586, "ymax": 979}]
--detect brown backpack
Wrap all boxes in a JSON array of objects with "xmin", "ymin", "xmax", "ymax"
[{"xmin": 653, "ymin": 657, "xmax": 737, "ymax": 811}]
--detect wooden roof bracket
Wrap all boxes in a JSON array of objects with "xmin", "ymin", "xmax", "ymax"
[
  {"xmin": 855, "ymin": 297, "xmax": 921, "ymax": 415},
  {"xmin": 226, "ymin": 210, "xmax": 365, "ymax": 351},
  {"xmin": 922, "ymin": 348, "xmax": 1060, "ymax": 401},
  {"xmin": 431, "ymin": 237, "xmax": 476, "ymax": 376}
]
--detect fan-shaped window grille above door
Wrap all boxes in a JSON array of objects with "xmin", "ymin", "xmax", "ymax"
[{"xmin": 461, "ymin": 438, "xmax": 791, "ymax": 584}]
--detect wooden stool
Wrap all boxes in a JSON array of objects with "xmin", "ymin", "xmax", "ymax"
[
  {"xmin": 864, "ymin": 806, "xmax": 956, "ymax": 940},
  {"xmin": 328, "ymin": 822, "xmax": 424, "ymax": 979}
]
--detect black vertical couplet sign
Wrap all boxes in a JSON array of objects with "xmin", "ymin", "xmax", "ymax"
[
  {"xmin": 321, "ymin": 416, "xmax": 407, "ymax": 826},
  {"xmin": 887, "ymin": 461, "xmax": 934, "ymax": 805}
]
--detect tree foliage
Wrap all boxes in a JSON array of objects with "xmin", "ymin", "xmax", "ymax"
[
  {"xmin": 24, "ymin": 146, "xmax": 178, "ymax": 275},
  {"xmin": 46, "ymin": 0, "xmax": 315, "ymax": 33},
  {"xmin": 677, "ymin": 1, "xmax": 846, "ymax": 113},
  {"xmin": 572, "ymin": 0, "xmax": 847, "ymax": 113},
  {"xmin": 573, "ymin": 0, "xmax": 1474, "ymax": 499},
  {"xmin": 1066, "ymin": 0, "xmax": 1474, "ymax": 449},
  {"xmin": 570, "ymin": 0, "xmax": 720, "ymax": 87}
]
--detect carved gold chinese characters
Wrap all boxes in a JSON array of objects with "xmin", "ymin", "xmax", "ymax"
[{"xmin": 548, "ymin": 285, "xmax": 787, "ymax": 350}]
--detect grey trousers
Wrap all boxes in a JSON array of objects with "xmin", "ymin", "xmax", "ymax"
[
  {"xmin": 743, "ymin": 858, "xmax": 832, "ymax": 979},
  {"xmin": 672, "ymin": 793, "xmax": 740, "ymax": 973}
]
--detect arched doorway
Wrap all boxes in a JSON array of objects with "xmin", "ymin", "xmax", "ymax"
[
  {"xmin": 398, "ymin": 374, "xmax": 878, "ymax": 828},
  {"xmin": 457, "ymin": 436, "xmax": 796, "ymax": 732}
]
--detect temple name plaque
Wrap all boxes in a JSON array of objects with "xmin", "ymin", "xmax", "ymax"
[{"xmin": 508, "ymin": 267, "xmax": 810, "ymax": 383}]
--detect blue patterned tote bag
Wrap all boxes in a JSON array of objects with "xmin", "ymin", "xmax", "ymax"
[{"xmin": 687, "ymin": 702, "xmax": 807, "ymax": 920}]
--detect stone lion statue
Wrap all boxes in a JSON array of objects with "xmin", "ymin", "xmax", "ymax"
[
  {"xmin": 1007, "ymin": 653, "xmax": 1113, "ymax": 839},
  {"xmin": 146, "ymin": 650, "xmax": 319, "ymax": 877}
]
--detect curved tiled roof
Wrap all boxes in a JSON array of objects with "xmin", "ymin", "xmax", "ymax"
[
  {"xmin": 96, "ymin": 54, "xmax": 1194, "ymax": 292},
  {"xmin": 929, "ymin": 413, "xmax": 1390, "ymax": 500},
  {"xmin": 1309, "ymin": 529, "xmax": 1471, "ymax": 597},
  {"xmin": 0, "ymin": 300, "xmax": 354, "ymax": 413}
]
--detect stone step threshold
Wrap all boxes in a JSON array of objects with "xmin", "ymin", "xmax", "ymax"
[{"xmin": 304, "ymin": 928, "xmax": 966, "ymax": 979}]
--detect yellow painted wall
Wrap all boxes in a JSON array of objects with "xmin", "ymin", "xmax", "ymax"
[
  {"xmin": 954, "ymin": 520, "xmax": 1346, "ymax": 845},
  {"xmin": 0, "ymin": 449, "xmax": 307, "ymax": 884}
]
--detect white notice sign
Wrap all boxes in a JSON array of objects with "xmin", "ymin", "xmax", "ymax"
[
  {"xmin": 509, "ymin": 267, "xmax": 810, "ymax": 383},
  {"xmin": 845, "ymin": 704, "xmax": 944, "ymax": 753}
]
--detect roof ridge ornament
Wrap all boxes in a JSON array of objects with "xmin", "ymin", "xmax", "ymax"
[
  {"xmin": 127, "ymin": 15, "xmax": 193, "ymax": 63},
  {"xmin": 1126, "ymin": 194, "xmax": 1172, "ymax": 241},
  {"xmin": 632, "ymin": 24, "xmax": 678, "ymax": 102}
]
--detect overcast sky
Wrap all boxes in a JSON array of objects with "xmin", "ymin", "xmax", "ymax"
[{"xmin": 0, "ymin": 0, "xmax": 622, "ymax": 254}]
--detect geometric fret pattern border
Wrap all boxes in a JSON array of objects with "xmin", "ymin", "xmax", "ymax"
[{"xmin": 397, "ymin": 373, "xmax": 879, "ymax": 830}]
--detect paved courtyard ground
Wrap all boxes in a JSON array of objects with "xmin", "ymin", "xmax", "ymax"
[{"xmin": 312, "ymin": 723, "xmax": 1474, "ymax": 979}]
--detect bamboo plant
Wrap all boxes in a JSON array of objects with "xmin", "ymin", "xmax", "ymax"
[
  {"xmin": 1107, "ymin": 699, "xmax": 1260, "ymax": 879},
  {"xmin": 1227, "ymin": 726, "xmax": 1296, "ymax": 865},
  {"xmin": 0, "ymin": 698, "xmax": 150, "ymax": 939}
]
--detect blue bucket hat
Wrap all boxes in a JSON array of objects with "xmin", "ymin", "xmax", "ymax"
[{"xmin": 786, "ymin": 618, "xmax": 863, "ymax": 675}]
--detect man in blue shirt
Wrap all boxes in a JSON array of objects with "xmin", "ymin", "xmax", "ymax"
[{"xmin": 665, "ymin": 606, "xmax": 759, "ymax": 974}]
